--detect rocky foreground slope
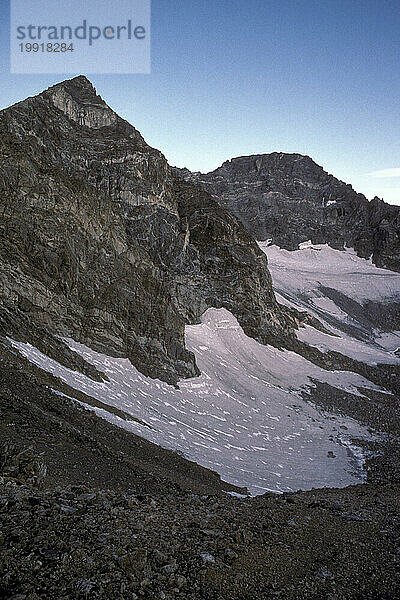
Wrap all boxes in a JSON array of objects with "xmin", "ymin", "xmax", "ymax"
[
  {"xmin": 1, "ymin": 346, "xmax": 399, "ymax": 600},
  {"xmin": 176, "ymin": 154, "xmax": 400, "ymax": 271}
]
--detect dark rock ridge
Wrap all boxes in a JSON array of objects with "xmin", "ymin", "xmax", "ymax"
[
  {"xmin": 175, "ymin": 154, "xmax": 400, "ymax": 271},
  {"xmin": 0, "ymin": 76, "xmax": 295, "ymax": 384}
]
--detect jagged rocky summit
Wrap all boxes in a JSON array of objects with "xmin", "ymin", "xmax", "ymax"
[
  {"xmin": 0, "ymin": 76, "xmax": 295, "ymax": 385},
  {"xmin": 175, "ymin": 154, "xmax": 400, "ymax": 271}
]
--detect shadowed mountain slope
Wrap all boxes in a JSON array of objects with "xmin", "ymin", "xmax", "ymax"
[{"xmin": 175, "ymin": 153, "xmax": 400, "ymax": 271}]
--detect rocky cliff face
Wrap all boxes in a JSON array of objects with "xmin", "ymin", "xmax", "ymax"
[
  {"xmin": 175, "ymin": 154, "xmax": 400, "ymax": 271},
  {"xmin": 0, "ymin": 77, "xmax": 294, "ymax": 384}
]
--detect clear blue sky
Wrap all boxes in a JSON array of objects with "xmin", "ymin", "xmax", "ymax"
[{"xmin": 1, "ymin": 0, "xmax": 400, "ymax": 204}]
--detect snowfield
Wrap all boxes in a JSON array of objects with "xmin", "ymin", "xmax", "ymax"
[
  {"xmin": 261, "ymin": 242, "xmax": 400, "ymax": 303},
  {"xmin": 258, "ymin": 242, "xmax": 400, "ymax": 303},
  {"xmin": 9, "ymin": 244, "xmax": 399, "ymax": 495},
  {"xmin": 261, "ymin": 242, "xmax": 400, "ymax": 363},
  {"xmin": 10, "ymin": 307, "xmax": 382, "ymax": 495}
]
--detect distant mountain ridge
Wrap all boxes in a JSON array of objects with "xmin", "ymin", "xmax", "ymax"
[{"xmin": 174, "ymin": 153, "xmax": 400, "ymax": 271}]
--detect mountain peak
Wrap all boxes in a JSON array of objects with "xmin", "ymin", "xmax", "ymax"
[
  {"xmin": 42, "ymin": 75, "xmax": 118, "ymax": 129},
  {"xmin": 178, "ymin": 154, "xmax": 400, "ymax": 270},
  {"xmin": 49, "ymin": 75, "xmax": 98, "ymax": 99},
  {"xmin": 66, "ymin": 74, "xmax": 93, "ymax": 86}
]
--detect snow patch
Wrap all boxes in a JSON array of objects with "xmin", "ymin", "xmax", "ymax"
[
  {"xmin": 259, "ymin": 242, "xmax": 400, "ymax": 362},
  {"xmin": 8, "ymin": 308, "xmax": 378, "ymax": 495}
]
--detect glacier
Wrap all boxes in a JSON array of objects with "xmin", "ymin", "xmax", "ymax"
[{"xmin": 9, "ymin": 244, "xmax": 399, "ymax": 495}]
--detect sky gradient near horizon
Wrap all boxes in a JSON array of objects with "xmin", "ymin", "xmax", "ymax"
[{"xmin": 0, "ymin": 0, "xmax": 399, "ymax": 204}]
